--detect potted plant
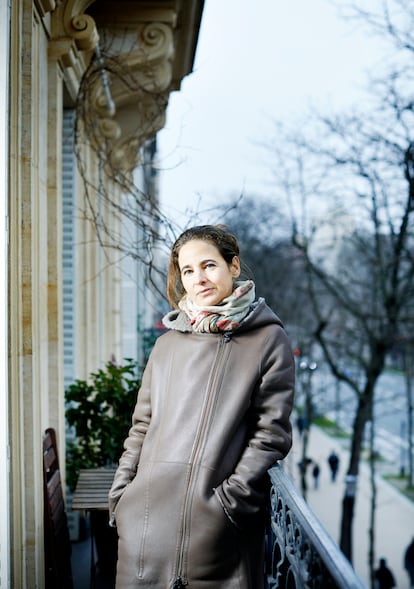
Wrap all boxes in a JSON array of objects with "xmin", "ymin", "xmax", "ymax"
[{"xmin": 65, "ymin": 358, "xmax": 142, "ymax": 576}]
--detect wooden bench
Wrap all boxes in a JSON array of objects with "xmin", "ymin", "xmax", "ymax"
[
  {"xmin": 72, "ymin": 467, "xmax": 118, "ymax": 586},
  {"xmin": 43, "ymin": 427, "xmax": 74, "ymax": 589},
  {"xmin": 71, "ymin": 468, "xmax": 116, "ymax": 511}
]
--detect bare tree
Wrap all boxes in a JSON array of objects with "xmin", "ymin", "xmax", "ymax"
[
  {"xmin": 221, "ymin": 195, "xmax": 312, "ymax": 333},
  {"xmin": 401, "ymin": 340, "xmax": 414, "ymax": 487},
  {"xmin": 265, "ymin": 32, "xmax": 414, "ymax": 565}
]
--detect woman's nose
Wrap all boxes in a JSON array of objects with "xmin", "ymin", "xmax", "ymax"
[{"xmin": 194, "ymin": 268, "xmax": 206, "ymax": 283}]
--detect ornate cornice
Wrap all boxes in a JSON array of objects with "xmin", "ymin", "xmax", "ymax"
[
  {"xmin": 81, "ymin": 18, "xmax": 175, "ymax": 174},
  {"xmin": 63, "ymin": 0, "xmax": 99, "ymax": 51},
  {"xmin": 94, "ymin": 22, "xmax": 173, "ymax": 111},
  {"xmin": 48, "ymin": 1, "xmax": 203, "ymax": 175},
  {"xmin": 49, "ymin": 1, "xmax": 99, "ymax": 99}
]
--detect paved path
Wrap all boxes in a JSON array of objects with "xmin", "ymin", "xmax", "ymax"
[{"xmin": 285, "ymin": 425, "xmax": 414, "ymax": 588}]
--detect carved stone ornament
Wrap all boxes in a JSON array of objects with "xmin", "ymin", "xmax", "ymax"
[
  {"xmin": 80, "ymin": 20, "xmax": 175, "ymax": 174},
  {"xmin": 49, "ymin": 1, "xmax": 177, "ymax": 174},
  {"xmin": 63, "ymin": 0, "xmax": 99, "ymax": 51},
  {"xmin": 34, "ymin": 0, "xmax": 56, "ymax": 17}
]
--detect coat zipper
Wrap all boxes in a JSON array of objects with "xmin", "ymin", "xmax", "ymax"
[{"xmin": 172, "ymin": 334, "xmax": 231, "ymax": 587}]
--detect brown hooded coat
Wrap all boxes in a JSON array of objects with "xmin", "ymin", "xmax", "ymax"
[{"xmin": 108, "ymin": 299, "xmax": 294, "ymax": 589}]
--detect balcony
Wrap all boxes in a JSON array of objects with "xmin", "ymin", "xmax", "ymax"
[
  {"xmin": 70, "ymin": 463, "xmax": 367, "ymax": 588},
  {"xmin": 266, "ymin": 465, "xmax": 366, "ymax": 588}
]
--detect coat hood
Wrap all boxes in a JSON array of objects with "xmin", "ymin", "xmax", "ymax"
[{"xmin": 162, "ymin": 297, "xmax": 284, "ymax": 334}]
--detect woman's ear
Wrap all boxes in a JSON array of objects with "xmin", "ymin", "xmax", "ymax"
[{"xmin": 231, "ymin": 256, "xmax": 241, "ymax": 278}]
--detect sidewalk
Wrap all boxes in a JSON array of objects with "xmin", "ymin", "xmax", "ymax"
[{"xmin": 286, "ymin": 425, "xmax": 414, "ymax": 588}]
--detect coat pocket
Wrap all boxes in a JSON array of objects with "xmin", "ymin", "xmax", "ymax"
[
  {"xmin": 187, "ymin": 488, "xmax": 242, "ymax": 582},
  {"xmin": 213, "ymin": 487, "xmax": 240, "ymax": 529},
  {"xmin": 112, "ymin": 480, "xmax": 132, "ymax": 517}
]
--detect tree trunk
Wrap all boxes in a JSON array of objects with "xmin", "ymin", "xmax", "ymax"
[
  {"xmin": 340, "ymin": 493, "xmax": 356, "ymax": 562},
  {"xmin": 404, "ymin": 346, "xmax": 414, "ymax": 488},
  {"xmin": 300, "ymin": 426, "xmax": 309, "ymax": 501},
  {"xmin": 339, "ymin": 392, "xmax": 371, "ymax": 561},
  {"xmin": 368, "ymin": 418, "xmax": 377, "ymax": 589}
]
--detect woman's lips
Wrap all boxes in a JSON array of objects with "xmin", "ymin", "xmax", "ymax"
[{"xmin": 197, "ymin": 288, "xmax": 214, "ymax": 297}]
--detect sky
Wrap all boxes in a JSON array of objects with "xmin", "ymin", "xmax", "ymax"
[{"xmin": 158, "ymin": 0, "xmax": 385, "ymax": 227}]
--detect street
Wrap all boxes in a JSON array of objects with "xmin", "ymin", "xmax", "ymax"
[{"xmin": 298, "ymin": 364, "xmax": 413, "ymax": 472}]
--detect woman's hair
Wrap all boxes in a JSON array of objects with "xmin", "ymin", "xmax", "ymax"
[{"xmin": 167, "ymin": 225, "xmax": 241, "ymax": 308}]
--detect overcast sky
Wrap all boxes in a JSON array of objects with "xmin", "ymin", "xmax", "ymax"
[{"xmin": 158, "ymin": 0, "xmax": 385, "ymax": 227}]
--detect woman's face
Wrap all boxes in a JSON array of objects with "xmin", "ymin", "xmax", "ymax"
[{"xmin": 178, "ymin": 239, "xmax": 240, "ymax": 306}]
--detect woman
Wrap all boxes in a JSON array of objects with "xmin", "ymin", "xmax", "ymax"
[{"xmin": 108, "ymin": 225, "xmax": 295, "ymax": 589}]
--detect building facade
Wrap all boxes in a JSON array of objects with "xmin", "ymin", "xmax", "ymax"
[{"xmin": 1, "ymin": 1, "xmax": 204, "ymax": 586}]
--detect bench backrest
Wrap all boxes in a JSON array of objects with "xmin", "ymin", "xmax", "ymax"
[{"xmin": 43, "ymin": 427, "xmax": 73, "ymax": 589}]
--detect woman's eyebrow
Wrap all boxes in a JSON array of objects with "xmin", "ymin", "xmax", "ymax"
[
  {"xmin": 201, "ymin": 258, "xmax": 217, "ymax": 265},
  {"xmin": 180, "ymin": 258, "xmax": 217, "ymax": 272}
]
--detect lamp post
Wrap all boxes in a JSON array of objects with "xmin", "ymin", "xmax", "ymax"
[
  {"xmin": 400, "ymin": 420, "xmax": 406, "ymax": 477},
  {"xmin": 298, "ymin": 359, "xmax": 317, "ymax": 500},
  {"xmin": 300, "ymin": 360, "xmax": 317, "ymax": 428}
]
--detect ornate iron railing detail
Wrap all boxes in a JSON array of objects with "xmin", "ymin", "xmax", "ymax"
[{"xmin": 266, "ymin": 465, "xmax": 367, "ymax": 589}]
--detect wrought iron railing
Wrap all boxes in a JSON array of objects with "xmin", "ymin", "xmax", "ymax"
[{"xmin": 266, "ymin": 465, "xmax": 367, "ymax": 588}]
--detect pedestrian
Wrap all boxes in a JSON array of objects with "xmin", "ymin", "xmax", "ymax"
[
  {"xmin": 405, "ymin": 537, "xmax": 414, "ymax": 588},
  {"xmin": 312, "ymin": 463, "xmax": 320, "ymax": 489},
  {"xmin": 374, "ymin": 557, "xmax": 396, "ymax": 589},
  {"xmin": 296, "ymin": 415, "xmax": 305, "ymax": 436},
  {"xmin": 327, "ymin": 450, "xmax": 340, "ymax": 482},
  {"xmin": 297, "ymin": 457, "xmax": 312, "ymax": 492},
  {"xmin": 108, "ymin": 225, "xmax": 295, "ymax": 589},
  {"xmin": 296, "ymin": 415, "xmax": 309, "ymax": 437}
]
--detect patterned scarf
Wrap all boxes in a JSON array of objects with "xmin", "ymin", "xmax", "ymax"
[{"xmin": 178, "ymin": 280, "xmax": 255, "ymax": 333}]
